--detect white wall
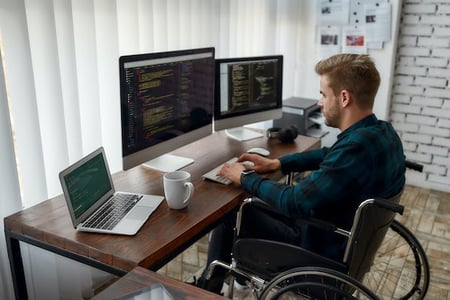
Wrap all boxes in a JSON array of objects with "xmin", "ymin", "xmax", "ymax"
[{"xmin": 391, "ymin": 0, "xmax": 450, "ymax": 193}]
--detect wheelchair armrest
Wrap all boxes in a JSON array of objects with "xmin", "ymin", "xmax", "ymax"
[
  {"xmin": 374, "ymin": 198, "xmax": 404, "ymax": 215},
  {"xmin": 239, "ymin": 197, "xmax": 279, "ymax": 214},
  {"xmin": 405, "ymin": 160, "xmax": 423, "ymax": 172}
]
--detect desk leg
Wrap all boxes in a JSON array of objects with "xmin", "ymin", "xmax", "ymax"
[{"xmin": 5, "ymin": 230, "xmax": 28, "ymax": 300}]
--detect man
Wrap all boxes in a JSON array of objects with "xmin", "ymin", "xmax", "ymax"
[{"xmin": 197, "ymin": 53, "xmax": 405, "ymax": 294}]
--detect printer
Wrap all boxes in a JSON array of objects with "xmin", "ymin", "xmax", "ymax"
[{"xmin": 273, "ymin": 97, "xmax": 328, "ymax": 138}]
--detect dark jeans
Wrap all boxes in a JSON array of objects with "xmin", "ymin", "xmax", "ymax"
[{"xmin": 199, "ymin": 200, "xmax": 302, "ymax": 294}]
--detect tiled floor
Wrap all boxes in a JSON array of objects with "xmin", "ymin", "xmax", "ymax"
[{"xmin": 157, "ymin": 185, "xmax": 450, "ymax": 299}]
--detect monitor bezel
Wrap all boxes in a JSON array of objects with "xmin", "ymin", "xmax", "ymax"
[{"xmin": 119, "ymin": 47, "xmax": 215, "ymax": 171}]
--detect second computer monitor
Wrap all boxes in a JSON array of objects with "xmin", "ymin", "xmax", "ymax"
[{"xmin": 214, "ymin": 55, "xmax": 283, "ymax": 141}]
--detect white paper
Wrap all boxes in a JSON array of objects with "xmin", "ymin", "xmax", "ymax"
[
  {"xmin": 342, "ymin": 25, "xmax": 367, "ymax": 54},
  {"xmin": 318, "ymin": 25, "xmax": 341, "ymax": 58},
  {"xmin": 317, "ymin": 0, "xmax": 392, "ymax": 52},
  {"xmin": 365, "ymin": 3, "xmax": 391, "ymax": 42},
  {"xmin": 349, "ymin": 0, "xmax": 364, "ymax": 25},
  {"xmin": 349, "ymin": 0, "xmax": 387, "ymax": 24},
  {"xmin": 317, "ymin": 0, "xmax": 350, "ymax": 25},
  {"xmin": 367, "ymin": 41, "xmax": 384, "ymax": 49}
]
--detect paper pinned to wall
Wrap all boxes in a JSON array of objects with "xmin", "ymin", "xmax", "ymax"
[
  {"xmin": 350, "ymin": 0, "xmax": 388, "ymax": 23},
  {"xmin": 317, "ymin": 0, "xmax": 350, "ymax": 25},
  {"xmin": 317, "ymin": 0, "xmax": 391, "ymax": 54},
  {"xmin": 318, "ymin": 25, "xmax": 341, "ymax": 59},
  {"xmin": 365, "ymin": 3, "xmax": 392, "ymax": 43},
  {"xmin": 342, "ymin": 25, "xmax": 367, "ymax": 54}
]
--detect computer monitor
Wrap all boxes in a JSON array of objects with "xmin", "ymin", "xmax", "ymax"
[
  {"xmin": 214, "ymin": 55, "xmax": 283, "ymax": 141},
  {"xmin": 119, "ymin": 47, "xmax": 215, "ymax": 172}
]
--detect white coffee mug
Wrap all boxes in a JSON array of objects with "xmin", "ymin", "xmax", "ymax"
[{"xmin": 163, "ymin": 170, "xmax": 194, "ymax": 209}]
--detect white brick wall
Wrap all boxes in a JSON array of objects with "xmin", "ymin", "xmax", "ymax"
[{"xmin": 391, "ymin": 1, "xmax": 450, "ymax": 193}]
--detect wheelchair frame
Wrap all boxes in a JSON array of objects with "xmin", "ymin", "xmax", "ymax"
[{"xmin": 204, "ymin": 161, "xmax": 430, "ymax": 300}]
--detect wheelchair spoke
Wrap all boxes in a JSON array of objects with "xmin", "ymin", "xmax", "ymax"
[
  {"xmin": 362, "ymin": 220, "xmax": 429, "ymax": 300},
  {"xmin": 260, "ymin": 267, "xmax": 378, "ymax": 300}
]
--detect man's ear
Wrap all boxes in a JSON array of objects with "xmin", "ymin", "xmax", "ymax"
[{"xmin": 340, "ymin": 89, "xmax": 352, "ymax": 108}]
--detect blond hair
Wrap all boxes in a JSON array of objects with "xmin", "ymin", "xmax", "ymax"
[{"xmin": 315, "ymin": 54, "xmax": 380, "ymax": 109}]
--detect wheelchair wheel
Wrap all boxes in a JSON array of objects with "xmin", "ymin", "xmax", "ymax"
[
  {"xmin": 362, "ymin": 220, "xmax": 430, "ymax": 299},
  {"xmin": 259, "ymin": 267, "xmax": 378, "ymax": 300}
]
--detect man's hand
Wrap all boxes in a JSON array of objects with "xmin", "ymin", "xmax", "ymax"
[
  {"xmin": 237, "ymin": 153, "xmax": 281, "ymax": 173},
  {"xmin": 217, "ymin": 153, "xmax": 282, "ymax": 185},
  {"xmin": 217, "ymin": 162, "xmax": 245, "ymax": 185}
]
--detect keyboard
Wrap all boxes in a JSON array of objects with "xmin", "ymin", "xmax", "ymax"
[
  {"xmin": 202, "ymin": 157, "xmax": 238, "ymax": 185},
  {"xmin": 83, "ymin": 193, "xmax": 142, "ymax": 230}
]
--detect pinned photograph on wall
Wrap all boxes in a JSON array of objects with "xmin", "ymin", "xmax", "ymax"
[
  {"xmin": 318, "ymin": 25, "xmax": 341, "ymax": 59},
  {"xmin": 342, "ymin": 25, "xmax": 367, "ymax": 54}
]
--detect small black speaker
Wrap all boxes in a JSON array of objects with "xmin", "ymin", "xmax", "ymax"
[{"xmin": 266, "ymin": 125, "xmax": 298, "ymax": 143}]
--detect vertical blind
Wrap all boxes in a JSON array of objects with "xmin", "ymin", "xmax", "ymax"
[{"xmin": 0, "ymin": 0, "xmax": 303, "ymax": 298}]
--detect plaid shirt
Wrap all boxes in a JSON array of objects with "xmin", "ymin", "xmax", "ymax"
[{"xmin": 241, "ymin": 114, "xmax": 405, "ymax": 259}]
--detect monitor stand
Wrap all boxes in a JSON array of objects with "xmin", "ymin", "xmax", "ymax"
[
  {"xmin": 225, "ymin": 127, "xmax": 264, "ymax": 141},
  {"xmin": 143, "ymin": 154, "xmax": 194, "ymax": 173}
]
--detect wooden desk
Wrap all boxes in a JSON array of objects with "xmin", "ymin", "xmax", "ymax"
[
  {"xmin": 92, "ymin": 266, "xmax": 226, "ymax": 300},
  {"xmin": 4, "ymin": 130, "xmax": 320, "ymax": 300}
]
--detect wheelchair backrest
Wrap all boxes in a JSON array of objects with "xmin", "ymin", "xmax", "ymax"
[{"xmin": 344, "ymin": 192, "xmax": 403, "ymax": 281}]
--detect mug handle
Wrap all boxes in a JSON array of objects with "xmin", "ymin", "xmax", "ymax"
[{"xmin": 183, "ymin": 182, "xmax": 194, "ymax": 204}]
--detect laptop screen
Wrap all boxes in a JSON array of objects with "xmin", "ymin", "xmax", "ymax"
[{"xmin": 63, "ymin": 152, "xmax": 112, "ymax": 219}]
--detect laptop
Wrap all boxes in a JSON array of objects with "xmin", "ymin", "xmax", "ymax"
[{"xmin": 59, "ymin": 147, "xmax": 164, "ymax": 235}]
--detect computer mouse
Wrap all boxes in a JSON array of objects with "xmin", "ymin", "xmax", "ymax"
[
  {"xmin": 247, "ymin": 147, "xmax": 270, "ymax": 157},
  {"xmin": 241, "ymin": 160, "xmax": 255, "ymax": 168}
]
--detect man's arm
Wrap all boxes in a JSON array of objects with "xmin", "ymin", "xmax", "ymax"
[
  {"xmin": 240, "ymin": 143, "xmax": 369, "ymax": 218},
  {"xmin": 218, "ymin": 148, "xmax": 327, "ymax": 186},
  {"xmin": 278, "ymin": 148, "xmax": 327, "ymax": 174}
]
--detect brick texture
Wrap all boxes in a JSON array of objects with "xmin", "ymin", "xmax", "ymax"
[{"xmin": 391, "ymin": 1, "xmax": 450, "ymax": 193}]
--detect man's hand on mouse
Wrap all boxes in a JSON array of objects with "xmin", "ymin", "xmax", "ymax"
[{"xmin": 238, "ymin": 153, "xmax": 281, "ymax": 174}]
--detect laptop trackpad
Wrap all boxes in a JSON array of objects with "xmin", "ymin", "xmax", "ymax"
[
  {"xmin": 113, "ymin": 207, "xmax": 152, "ymax": 235},
  {"xmin": 127, "ymin": 206, "xmax": 152, "ymax": 220}
]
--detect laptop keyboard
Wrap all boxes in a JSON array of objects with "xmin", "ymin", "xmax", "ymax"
[{"xmin": 83, "ymin": 193, "xmax": 142, "ymax": 230}]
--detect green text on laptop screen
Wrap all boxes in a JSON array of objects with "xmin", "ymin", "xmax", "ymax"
[{"xmin": 64, "ymin": 153, "xmax": 112, "ymax": 218}]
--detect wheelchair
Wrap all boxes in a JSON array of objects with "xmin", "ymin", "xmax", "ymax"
[
  {"xmin": 359, "ymin": 161, "xmax": 429, "ymax": 299},
  {"xmin": 205, "ymin": 161, "xmax": 429, "ymax": 300}
]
